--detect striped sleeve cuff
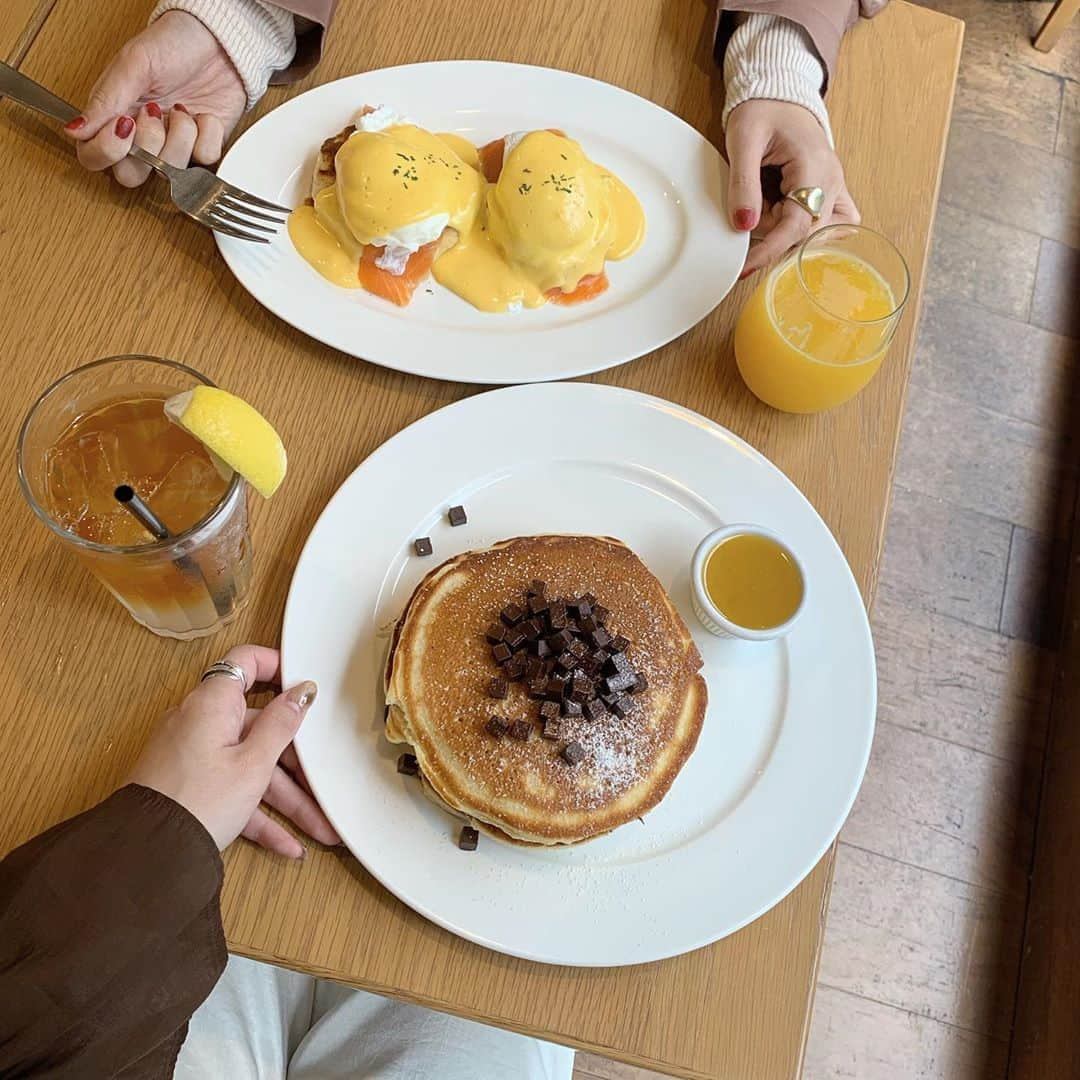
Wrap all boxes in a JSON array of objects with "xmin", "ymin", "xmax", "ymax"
[
  {"xmin": 722, "ymin": 13, "xmax": 833, "ymax": 146},
  {"xmin": 150, "ymin": 0, "xmax": 297, "ymax": 109}
]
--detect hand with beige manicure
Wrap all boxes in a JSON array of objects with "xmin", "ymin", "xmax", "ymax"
[
  {"xmin": 63, "ymin": 10, "xmax": 246, "ymax": 188},
  {"xmin": 128, "ymin": 644, "xmax": 339, "ymax": 858}
]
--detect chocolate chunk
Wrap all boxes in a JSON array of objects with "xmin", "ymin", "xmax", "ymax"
[
  {"xmin": 548, "ymin": 629, "xmax": 574, "ymax": 652},
  {"xmin": 568, "ymin": 639, "xmax": 589, "ymax": 660},
  {"xmin": 527, "ymin": 677, "xmax": 548, "ymax": 699},
  {"xmin": 556, "ymin": 650, "xmax": 578, "ymax": 672},
  {"xmin": 601, "ymin": 692, "xmax": 619, "ymax": 708},
  {"xmin": 633, "ymin": 672, "xmax": 649, "ymax": 694},
  {"xmin": 486, "ymin": 716, "xmax": 509, "ymax": 738},
  {"xmin": 413, "ymin": 537, "xmax": 433, "ymax": 557},
  {"xmin": 488, "ymin": 677, "xmax": 509, "ymax": 699},
  {"xmin": 520, "ymin": 618, "xmax": 542, "ymax": 641},
  {"xmin": 562, "ymin": 699, "xmax": 583, "ymax": 718},
  {"xmin": 504, "ymin": 625, "xmax": 526, "ymax": 650},
  {"xmin": 574, "ymin": 598, "xmax": 593, "ymax": 619},
  {"xmin": 610, "ymin": 694, "xmax": 635, "ymax": 719},
  {"xmin": 510, "ymin": 720, "xmax": 531, "ymax": 741},
  {"xmin": 397, "ymin": 753, "xmax": 419, "ymax": 775},
  {"xmin": 582, "ymin": 592, "xmax": 598, "ymax": 606},
  {"xmin": 545, "ymin": 676, "xmax": 568, "ymax": 701},
  {"xmin": 458, "ymin": 825, "xmax": 479, "ymax": 851},
  {"xmin": 540, "ymin": 700, "xmax": 561, "ymax": 723},
  {"xmin": 492, "ymin": 643, "xmax": 512, "ymax": 664},
  {"xmin": 561, "ymin": 741, "xmax": 586, "ymax": 765},
  {"xmin": 570, "ymin": 673, "xmax": 595, "ymax": 702},
  {"xmin": 534, "ymin": 638, "xmax": 552, "ymax": 659},
  {"xmin": 528, "ymin": 579, "xmax": 548, "ymax": 597},
  {"xmin": 589, "ymin": 627, "xmax": 612, "ymax": 650},
  {"xmin": 525, "ymin": 656, "xmax": 544, "ymax": 680},
  {"xmin": 604, "ymin": 671, "xmax": 637, "ymax": 694},
  {"xmin": 578, "ymin": 615, "xmax": 598, "ymax": 633},
  {"xmin": 584, "ymin": 698, "xmax": 607, "ymax": 721},
  {"xmin": 611, "ymin": 634, "xmax": 631, "ymax": 654},
  {"xmin": 548, "ymin": 604, "xmax": 568, "ymax": 630},
  {"xmin": 606, "ymin": 651, "xmax": 633, "ymax": 676},
  {"xmin": 505, "ymin": 655, "xmax": 528, "ymax": 681},
  {"xmin": 501, "ymin": 603, "xmax": 526, "ymax": 626},
  {"xmin": 542, "ymin": 719, "xmax": 563, "ymax": 740},
  {"xmin": 594, "ymin": 604, "xmax": 611, "ymax": 625},
  {"xmin": 527, "ymin": 594, "xmax": 549, "ymax": 616},
  {"xmin": 486, "ymin": 622, "xmax": 506, "ymax": 644},
  {"xmin": 447, "ymin": 505, "xmax": 467, "ymax": 527}
]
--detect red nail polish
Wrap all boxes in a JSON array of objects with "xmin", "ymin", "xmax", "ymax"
[
  {"xmin": 115, "ymin": 115, "xmax": 134, "ymax": 139},
  {"xmin": 64, "ymin": 116, "xmax": 87, "ymax": 132},
  {"xmin": 173, "ymin": 103, "xmax": 189, "ymax": 114},
  {"xmin": 145, "ymin": 101, "xmax": 162, "ymax": 119},
  {"xmin": 734, "ymin": 208, "xmax": 757, "ymax": 231},
  {"xmin": 738, "ymin": 267, "xmax": 754, "ymax": 281}
]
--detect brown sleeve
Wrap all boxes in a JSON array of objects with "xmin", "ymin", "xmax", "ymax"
[
  {"xmin": 268, "ymin": 1, "xmax": 339, "ymax": 86},
  {"xmin": 0, "ymin": 784, "xmax": 226, "ymax": 1079},
  {"xmin": 714, "ymin": 0, "xmax": 860, "ymax": 89}
]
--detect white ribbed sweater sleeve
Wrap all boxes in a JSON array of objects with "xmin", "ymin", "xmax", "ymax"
[
  {"xmin": 723, "ymin": 13, "xmax": 833, "ymax": 145},
  {"xmin": 149, "ymin": 0, "xmax": 296, "ymax": 109}
]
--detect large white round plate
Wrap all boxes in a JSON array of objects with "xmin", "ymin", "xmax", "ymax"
[
  {"xmin": 283, "ymin": 383, "xmax": 875, "ymax": 966},
  {"xmin": 216, "ymin": 61, "xmax": 747, "ymax": 384}
]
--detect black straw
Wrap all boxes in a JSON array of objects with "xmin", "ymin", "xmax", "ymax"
[
  {"xmin": 113, "ymin": 485, "xmax": 235, "ymax": 618},
  {"xmin": 114, "ymin": 484, "xmax": 170, "ymax": 540}
]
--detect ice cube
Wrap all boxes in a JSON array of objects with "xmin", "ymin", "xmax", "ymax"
[{"xmin": 148, "ymin": 451, "xmax": 223, "ymax": 532}]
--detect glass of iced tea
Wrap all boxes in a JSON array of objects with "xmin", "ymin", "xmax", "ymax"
[
  {"xmin": 734, "ymin": 224, "xmax": 910, "ymax": 413},
  {"xmin": 18, "ymin": 355, "xmax": 252, "ymax": 639}
]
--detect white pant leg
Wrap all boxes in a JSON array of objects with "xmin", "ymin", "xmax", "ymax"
[
  {"xmin": 287, "ymin": 978, "xmax": 575, "ymax": 1080},
  {"xmin": 175, "ymin": 955, "xmax": 315, "ymax": 1080}
]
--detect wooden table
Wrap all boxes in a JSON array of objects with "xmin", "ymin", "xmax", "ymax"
[{"xmin": 0, "ymin": 3, "xmax": 961, "ymax": 1076}]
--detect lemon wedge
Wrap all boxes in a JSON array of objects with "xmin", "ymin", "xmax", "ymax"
[{"xmin": 164, "ymin": 386, "xmax": 287, "ymax": 498}]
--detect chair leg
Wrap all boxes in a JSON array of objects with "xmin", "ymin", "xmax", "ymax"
[{"xmin": 1033, "ymin": 0, "xmax": 1080, "ymax": 52}]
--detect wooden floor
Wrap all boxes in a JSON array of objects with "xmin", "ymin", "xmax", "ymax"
[{"xmin": 576, "ymin": 2, "xmax": 1080, "ymax": 1077}]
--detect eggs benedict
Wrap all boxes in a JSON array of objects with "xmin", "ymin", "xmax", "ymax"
[{"xmin": 288, "ymin": 107, "xmax": 645, "ymax": 313}]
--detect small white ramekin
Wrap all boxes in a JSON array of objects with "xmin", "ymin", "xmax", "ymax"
[{"xmin": 690, "ymin": 524, "xmax": 808, "ymax": 641}]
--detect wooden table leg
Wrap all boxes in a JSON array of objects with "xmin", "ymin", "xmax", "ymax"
[{"xmin": 1033, "ymin": 0, "xmax": 1079, "ymax": 52}]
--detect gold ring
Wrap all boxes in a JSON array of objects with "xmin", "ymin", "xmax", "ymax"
[{"xmin": 784, "ymin": 186, "xmax": 825, "ymax": 221}]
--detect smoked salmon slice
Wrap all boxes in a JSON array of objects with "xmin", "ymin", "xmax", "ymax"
[
  {"xmin": 477, "ymin": 138, "xmax": 505, "ymax": 183},
  {"xmin": 546, "ymin": 272, "xmax": 609, "ymax": 306},
  {"xmin": 359, "ymin": 241, "xmax": 439, "ymax": 307}
]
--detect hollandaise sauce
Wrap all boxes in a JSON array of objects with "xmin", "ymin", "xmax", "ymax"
[
  {"xmin": 704, "ymin": 533, "xmax": 804, "ymax": 630},
  {"xmin": 288, "ymin": 119, "xmax": 646, "ymax": 314}
]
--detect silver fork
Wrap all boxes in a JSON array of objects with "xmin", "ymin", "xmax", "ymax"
[{"xmin": 0, "ymin": 61, "xmax": 289, "ymax": 243}]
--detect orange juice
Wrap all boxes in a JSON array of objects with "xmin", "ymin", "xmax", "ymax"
[{"xmin": 734, "ymin": 228, "xmax": 907, "ymax": 413}]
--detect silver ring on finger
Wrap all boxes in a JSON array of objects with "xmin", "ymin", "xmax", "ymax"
[
  {"xmin": 200, "ymin": 659, "xmax": 248, "ymax": 691},
  {"xmin": 784, "ymin": 185, "xmax": 826, "ymax": 222}
]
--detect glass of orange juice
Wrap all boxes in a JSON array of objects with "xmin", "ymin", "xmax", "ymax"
[{"xmin": 734, "ymin": 224, "xmax": 910, "ymax": 413}]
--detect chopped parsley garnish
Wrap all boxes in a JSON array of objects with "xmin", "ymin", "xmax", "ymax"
[
  {"xmin": 518, "ymin": 182, "xmax": 532, "ymax": 195},
  {"xmin": 543, "ymin": 173, "xmax": 575, "ymax": 195}
]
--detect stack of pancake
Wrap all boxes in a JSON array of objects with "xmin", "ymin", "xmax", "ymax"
[{"xmin": 385, "ymin": 535, "xmax": 707, "ymax": 846}]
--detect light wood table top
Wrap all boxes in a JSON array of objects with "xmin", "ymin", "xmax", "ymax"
[
  {"xmin": 0, "ymin": 0, "xmax": 53, "ymax": 63},
  {"xmin": 0, "ymin": 2, "xmax": 961, "ymax": 1076}
]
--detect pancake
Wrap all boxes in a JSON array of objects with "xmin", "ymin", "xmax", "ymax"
[{"xmin": 385, "ymin": 535, "xmax": 707, "ymax": 845}]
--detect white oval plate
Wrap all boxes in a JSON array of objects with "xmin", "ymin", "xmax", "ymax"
[
  {"xmin": 283, "ymin": 383, "xmax": 876, "ymax": 967},
  {"xmin": 216, "ymin": 61, "xmax": 747, "ymax": 385}
]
